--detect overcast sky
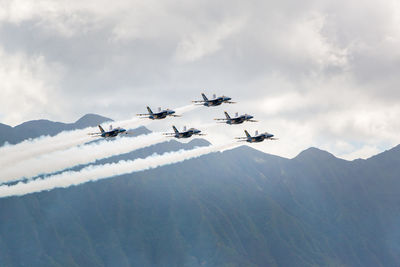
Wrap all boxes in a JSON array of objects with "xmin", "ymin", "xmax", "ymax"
[{"xmin": 1, "ymin": 0, "xmax": 400, "ymax": 159}]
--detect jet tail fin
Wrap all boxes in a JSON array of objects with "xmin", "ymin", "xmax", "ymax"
[
  {"xmin": 201, "ymin": 93, "xmax": 208, "ymax": 101},
  {"xmin": 244, "ymin": 130, "xmax": 251, "ymax": 138},
  {"xmin": 98, "ymin": 125, "xmax": 105, "ymax": 133},
  {"xmin": 147, "ymin": 106, "xmax": 153, "ymax": 115},
  {"xmin": 172, "ymin": 126, "xmax": 179, "ymax": 134},
  {"xmin": 224, "ymin": 111, "xmax": 231, "ymax": 120}
]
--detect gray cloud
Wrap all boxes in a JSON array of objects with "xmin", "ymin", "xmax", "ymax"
[{"xmin": 0, "ymin": 0, "xmax": 399, "ymax": 159}]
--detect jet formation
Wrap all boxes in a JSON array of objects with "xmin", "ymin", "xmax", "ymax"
[{"xmin": 91, "ymin": 93, "xmax": 277, "ymax": 143}]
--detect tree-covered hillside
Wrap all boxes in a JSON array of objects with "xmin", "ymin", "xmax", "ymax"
[{"xmin": 0, "ymin": 116, "xmax": 399, "ymax": 266}]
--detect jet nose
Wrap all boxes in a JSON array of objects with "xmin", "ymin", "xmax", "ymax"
[
  {"xmin": 226, "ymin": 97, "xmax": 232, "ymax": 101},
  {"xmin": 171, "ymin": 110, "xmax": 175, "ymax": 114},
  {"xmin": 248, "ymin": 115, "xmax": 253, "ymax": 119}
]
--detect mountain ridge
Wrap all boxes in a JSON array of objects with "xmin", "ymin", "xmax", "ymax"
[
  {"xmin": 0, "ymin": 115, "xmax": 400, "ymax": 266},
  {"xmin": 0, "ymin": 114, "xmax": 112, "ymax": 145},
  {"xmin": 1, "ymin": 114, "xmax": 399, "ymax": 163}
]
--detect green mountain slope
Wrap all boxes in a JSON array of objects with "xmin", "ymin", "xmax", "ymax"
[{"xmin": 0, "ymin": 117, "xmax": 399, "ymax": 266}]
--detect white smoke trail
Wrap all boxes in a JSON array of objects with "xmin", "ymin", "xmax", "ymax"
[
  {"xmin": 174, "ymin": 104, "xmax": 200, "ymax": 114},
  {"xmin": 0, "ymin": 130, "xmax": 93, "ymax": 168},
  {"xmin": 0, "ymin": 119, "xmax": 146, "ymax": 168},
  {"xmin": 0, "ymin": 132, "xmax": 167, "ymax": 183},
  {"xmin": 0, "ymin": 143, "xmax": 238, "ymax": 198},
  {"xmin": 0, "ymin": 105, "xmax": 198, "ymax": 168},
  {"xmin": 118, "ymin": 117, "xmax": 151, "ymax": 129}
]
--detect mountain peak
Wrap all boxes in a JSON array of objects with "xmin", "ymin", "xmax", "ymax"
[
  {"xmin": 74, "ymin": 114, "xmax": 113, "ymax": 127},
  {"xmin": 0, "ymin": 114, "xmax": 114, "ymax": 145},
  {"xmin": 294, "ymin": 147, "xmax": 336, "ymax": 162},
  {"xmin": 187, "ymin": 138, "xmax": 211, "ymax": 147},
  {"xmin": 130, "ymin": 126, "xmax": 152, "ymax": 136}
]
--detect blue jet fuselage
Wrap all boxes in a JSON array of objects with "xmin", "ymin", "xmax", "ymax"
[
  {"xmin": 101, "ymin": 128, "xmax": 126, "ymax": 138},
  {"xmin": 247, "ymin": 133, "xmax": 274, "ymax": 143},
  {"xmin": 204, "ymin": 97, "xmax": 232, "ymax": 107},
  {"xmin": 149, "ymin": 110, "xmax": 176, "ymax": 119},
  {"xmin": 227, "ymin": 115, "xmax": 254, "ymax": 125},
  {"xmin": 175, "ymin": 128, "xmax": 201, "ymax": 138}
]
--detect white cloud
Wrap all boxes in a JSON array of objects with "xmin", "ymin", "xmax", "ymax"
[
  {"xmin": 339, "ymin": 145, "xmax": 382, "ymax": 160},
  {"xmin": 175, "ymin": 18, "xmax": 245, "ymax": 62},
  {"xmin": 0, "ymin": 0, "xmax": 399, "ymax": 159},
  {"xmin": 0, "ymin": 47, "xmax": 64, "ymax": 125}
]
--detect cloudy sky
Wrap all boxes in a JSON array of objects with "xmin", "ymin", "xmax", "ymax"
[{"xmin": 1, "ymin": 0, "xmax": 400, "ymax": 159}]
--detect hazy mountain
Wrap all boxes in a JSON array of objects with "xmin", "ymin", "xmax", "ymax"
[
  {"xmin": 0, "ymin": 114, "xmax": 112, "ymax": 145},
  {"xmin": 0, "ymin": 116, "xmax": 399, "ymax": 266}
]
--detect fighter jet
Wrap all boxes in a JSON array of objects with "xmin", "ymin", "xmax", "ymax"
[
  {"xmin": 137, "ymin": 106, "xmax": 181, "ymax": 120},
  {"xmin": 88, "ymin": 125, "xmax": 128, "ymax": 138},
  {"xmin": 214, "ymin": 111, "xmax": 257, "ymax": 125},
  {"xmin": 235, "ymin": 130, "xmax": 277, "ymax": 143},
  {"xmin": 163, "ymin": 126, "xmax": 205, "ymax": 139},
  {"xmin": 192, "ymin": 93, "xmax": 235, "ymax": 107}
]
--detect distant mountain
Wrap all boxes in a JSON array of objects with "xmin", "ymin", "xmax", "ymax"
[
  {"xmin": 0, "ymin": 114, "xmax": 112, "ymax": 146},
  {"xmin": 0, "ymin": 117, "xmax": 399, "ymax": 266}
]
